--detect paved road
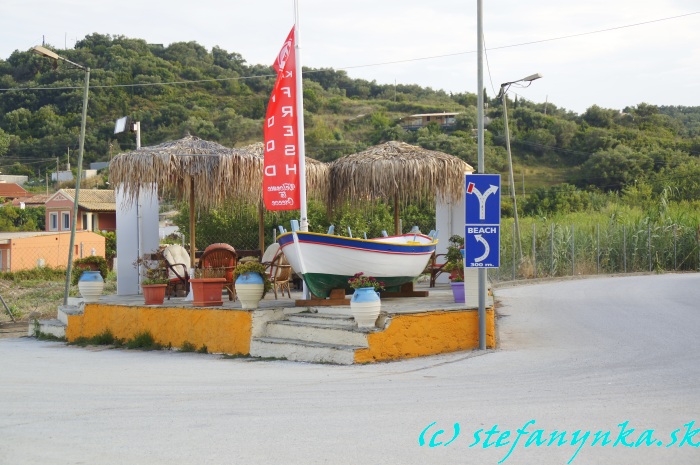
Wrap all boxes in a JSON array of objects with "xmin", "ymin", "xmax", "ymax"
[{"xmin": 1, "ymin": 273, "xmax": 698, "ymax": 465}]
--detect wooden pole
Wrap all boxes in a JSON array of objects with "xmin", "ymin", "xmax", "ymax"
[
  {"xmin": 394, "ymin": 194, "xmax": 400, "ymax": 235},
  {"xmin": 258, "ymin": 200, "xmax": 265, "ymax": 254},
  {"xmin": 189, "ymin": 178, "xmax": 196, "ymax": 268}
]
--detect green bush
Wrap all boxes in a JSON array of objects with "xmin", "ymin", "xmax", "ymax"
[
  {"xmin": 71, "ymin": 256, "xmax": 109, "ymax": 285},
  {"xmin": 0, "ymin": 266, "xmax": 65, "ymax": 282},
  {"xmin": 126, "ymin": 331, "xmax": 163, "ymax": 351}
]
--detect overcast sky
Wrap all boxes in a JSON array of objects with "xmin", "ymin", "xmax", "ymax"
[{"xmin": 1, "ymin": 0, "xmax": 699, "ymax": 114}]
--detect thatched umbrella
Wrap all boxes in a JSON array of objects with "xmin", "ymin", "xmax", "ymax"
[
  {"xmin": 328, "ymin": 141, "xmax": 474, "ymax": 234},
  {"xmin": 110, "ymin": 135, "xmax": 262, "ymax": 266},
  {"xmin": 110, "ymin": 136, "xmax": 329, "ymax": 264},
  {"xmin": 240, "ymin": 142, "xmax": 329, "ymax": 200}
]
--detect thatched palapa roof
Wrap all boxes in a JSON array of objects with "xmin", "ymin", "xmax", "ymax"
[
  {"xmin": 109, "ymin": 136, "xmax": 329, "ymax": 209},
  {"xmin": 328, "ymin": 141, "xmax": 474, "ymax": 209},
  {"xmin": 240, "ymin": 142, "xmax": 329, "ymax": 201},
  {"xmin": 109, "ymin": 135, "xmax": 261, "ymax": 209}
]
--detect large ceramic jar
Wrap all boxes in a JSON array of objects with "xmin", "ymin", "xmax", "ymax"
[
  {"xmin": 78, "ymin": 270, "xmax": 104, "ymax": 303},
  {"xmin": 235, "ymin": 272, "xmax": 264, "ymax": 309},
  {"xmin": 350, "ymin": 287, "xmax": 381, "ymax": 328}
]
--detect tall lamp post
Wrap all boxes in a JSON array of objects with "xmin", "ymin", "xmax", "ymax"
[
  {"xmin": 496, "ymin": 73, "xmax": 542, "ymax": 262},
  {"xmin": 33, "ymin": 46, "xmax": 90, "ymax": 306}
]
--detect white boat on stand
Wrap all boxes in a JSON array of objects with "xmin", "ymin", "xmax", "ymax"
[{"xmin": 277, "ymin": 231, "xmax": 437, "ymax": 299}]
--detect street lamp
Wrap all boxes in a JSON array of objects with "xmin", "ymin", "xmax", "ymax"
[
  {"xmin": 496, "ymin": 72, "xmax": 542, "ymax": 262},
  {"xmin": 33, "ymin": 46, "xmax": 91, "ymax": 306}
]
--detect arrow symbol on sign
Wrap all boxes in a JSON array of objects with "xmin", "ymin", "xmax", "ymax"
[
  {"xmin": 474, "ymin": 234, "xmax": 490, "ymax": 262},
  {"xmin": 467, "ymin": 184, "xmax": 499, "ymax": 220}
]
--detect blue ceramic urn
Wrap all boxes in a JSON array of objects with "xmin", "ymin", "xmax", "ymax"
[
  {"xmin": 236, "ymin": 271, "xmax": 263, "ymax": 285},
  {"xmin": 78, "ymin": 270, "xmax": 104, "ymax": 303}
]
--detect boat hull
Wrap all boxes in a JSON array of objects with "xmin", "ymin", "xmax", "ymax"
[{"xmin": 277, "ymin": 232, "xmax": 436, "ymax": 298}]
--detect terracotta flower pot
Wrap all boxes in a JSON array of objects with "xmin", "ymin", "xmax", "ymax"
[
  {"xmin": 142, "ymin": 284, "xmax": 167, "ymax": 305},
  {"xmin": 190, "ymin": 278, "xmax": 226, "ymax": 307}
]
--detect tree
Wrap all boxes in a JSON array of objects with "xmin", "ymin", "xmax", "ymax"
[
  {"xmin": 582, "ymin": 105, "xmax": 616, "ymax": 128},
  {"xmin": 578, "ymin": 146, "xmax": 653, "ymax": 191}
]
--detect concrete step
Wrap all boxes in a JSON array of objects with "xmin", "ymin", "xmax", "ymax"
[
  {"xmin": 57, "ymin": 305, "xmax": 83, "ymax": 326},
  {"xmin": 265, "ymin": 320, "xmax": 369, "ymax": 347},
  {"xmin": 250, "ymin": 337, "xmax": 362, "ymax": 365},
  {"xmin": 32, "ymin": 319, "xmax": 66, "ymax": 338},
  {"xmin": 286, "ymin": 312, "xmax": 356, "ymax": 328}
]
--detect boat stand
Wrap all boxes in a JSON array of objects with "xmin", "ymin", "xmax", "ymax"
[
  {"xmin": 379, "ymin": 282, "xmax": 429, "ymax": 298},
  {"xmin": 295, "ymin": 288, "xmax": 350, "ymax": 307}
]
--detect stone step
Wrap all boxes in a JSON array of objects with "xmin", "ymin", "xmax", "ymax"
[
  {"xmin": 57, "ymin": 305, "xmax": 83, "ymax": 326},
  {"xmin": 265, "ymin": 320, "xmax": 369, "ymax": 347},
  {"xmin": 32, "ymin": 319, "xmax": 66, "ymax": 338},
  {"xmin": 286, "ymin": 312, "xmax": 356, "ymax": 327},
  {"xmin": 250, "ymin": 337, "xmax": 362, "ymax": 365}
]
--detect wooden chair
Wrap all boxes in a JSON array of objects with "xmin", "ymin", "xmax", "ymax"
[
  {"xmin": 197, "ymin": 243, "xmax": 237, "ymax": 301},
  {"xmin": 162, "ymin": 244, "xmax": 191, "ymax": 299},
  {"xmin": 268, "ymin": 252, "xmax": 292, "ymax": 299},
  {"xmin": 427, "ymin": 252, "xmax": 448, "ymax": 288}
]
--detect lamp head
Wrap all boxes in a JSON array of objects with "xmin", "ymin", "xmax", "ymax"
[
  {"xmin": 521, "ymin": 73, "xmax": 543, "ymax": 82},
  {"xmin": 32, "ymin": 46, "xmax": 59, "ymax": 60}
]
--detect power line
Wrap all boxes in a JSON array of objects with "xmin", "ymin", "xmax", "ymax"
[{"xmin": 1, "ymin": 11, "xmax": 697, "ymax": 93}]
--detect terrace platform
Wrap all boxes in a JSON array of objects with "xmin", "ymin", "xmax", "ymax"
[{"xmin": 38, "ymin": 283, "xmax": 496, "ymax": 364}]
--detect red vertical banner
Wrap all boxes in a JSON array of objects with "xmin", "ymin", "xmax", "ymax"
[{"xmin": 263, "ymin": 27, "xmax": 299, "ymax": 211}]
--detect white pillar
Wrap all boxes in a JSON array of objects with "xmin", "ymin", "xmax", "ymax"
[
  {"xmin": 115, "ymin": 185, "xmax": 160, "ymax": 295},
  {"xmin": 435, "ymin": 195, "xmax": 466, "ymax": 285}
]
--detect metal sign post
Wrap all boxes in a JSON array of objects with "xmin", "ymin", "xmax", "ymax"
[{"xmin": 464, "ymin": 173, "xmax": 501, "ymax": 349}]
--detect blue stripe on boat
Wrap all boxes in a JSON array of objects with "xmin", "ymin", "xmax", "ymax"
[{"xmin": 278, "ymin": 232, "xmax": 435, "ymax": 254}]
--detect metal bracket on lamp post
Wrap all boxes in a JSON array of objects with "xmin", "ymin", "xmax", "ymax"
[
  {"xmin": 33, "ymin": 46, "xmax": 90, "ymax": 306},
  {"xmin": 497, "ymin": 73, "xmax": 542, "ymax": 265}
]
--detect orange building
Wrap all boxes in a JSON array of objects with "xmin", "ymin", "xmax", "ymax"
[{"xmin": 0, "ymin": 231, "xmax": 105, "ymax": 272}]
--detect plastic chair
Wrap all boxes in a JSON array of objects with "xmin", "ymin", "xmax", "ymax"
[
  {"xmin": 197, "ymin": 243, "xmax": 237, "ymax": 301},
  {"xmin": 162, "ymin": 244, "xmax": 191, "ymax": 299}
]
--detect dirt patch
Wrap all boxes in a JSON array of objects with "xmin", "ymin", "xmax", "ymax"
[{"xmin": 0, "ymin": 320, "xmax": 29, "ymax": 339}]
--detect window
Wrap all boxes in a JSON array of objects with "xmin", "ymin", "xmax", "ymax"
[
  {"xmin": 62, "ymin": 212, "xmax": 70, "ymax": 230},
  {"xmin": 49, "ymin": 212, "xmax": 58, "ymax": 231}
]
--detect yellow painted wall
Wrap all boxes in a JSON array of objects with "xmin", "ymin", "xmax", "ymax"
[
  {"xmin": 354, "ymin": 307, "xmax": 496, "ymax": 363},
  {"xmin": 66, "ymin": 304, "xmax": 252, "ymax": 355}
]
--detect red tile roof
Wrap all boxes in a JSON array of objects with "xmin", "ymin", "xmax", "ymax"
[{"xmin": 0, "ymin": 183, "xmax": 29, "ymax": 199}]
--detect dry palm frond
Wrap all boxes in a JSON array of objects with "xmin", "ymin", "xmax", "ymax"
[
  {"xmin": 109, "ymin": 136, "xmax": 330, "ymax": 210},
  {"xmin": 110, "ymin": 135, "xmax": 261, "ymax": 209},
  {"xmin": 328, "ymin": 140, "xmax": 474, "ymax": 209},
  {"xmin": 239, "ymin": 142, "xmax": 329, "ymax": 201}
]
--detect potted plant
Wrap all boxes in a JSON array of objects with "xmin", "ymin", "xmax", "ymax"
[
  {"xmin": 73, "ymin": 256, "xmax": 109, "ymax": 303},
  {"xmin": 449, "ymin": 273, "xmax": 466, "ymax": 303},
  {"xmin": 134, "ymin": 254, "xmax": 169, "ymax": 305},
  {"xmin": 443, "ymin": 235, "xmax": 465, "ymax": 281},
  {"xmin": 233, "ymin": 258, "xmax": 272, "ymax": 309},
  {"xmin": 348, "ymin": 272, "xmax": 385, "ymax": 328},
  {"xmin": 190, "ymin": 267, "xmax": 227, "ymax": 307}
]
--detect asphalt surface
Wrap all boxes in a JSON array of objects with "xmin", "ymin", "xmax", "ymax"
[{"xmin": 1, "ymin": 273, "xmax": 698, "ymax": 465}]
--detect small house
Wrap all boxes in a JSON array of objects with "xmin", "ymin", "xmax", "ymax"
[
  {"xmin": 0, "ymin": 182, "xmax": 29, "ymax": 200},
  {"xmin": 44, "ymin": 189, "xmax": 116, "ymax": 233},
  {"xmin": 401, "ymin": 112, "xmax": 460, "ymax": 130}
]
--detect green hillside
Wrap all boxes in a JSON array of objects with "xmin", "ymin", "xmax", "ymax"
[{"xmin": 1, "ymin": 33, "xmax": 699, "ymax": 208}]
